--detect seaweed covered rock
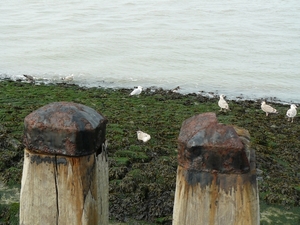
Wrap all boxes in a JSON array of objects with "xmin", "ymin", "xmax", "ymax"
[{"xmin": 0, "ymin": 124, "xmax": 23, "ymax": 184}]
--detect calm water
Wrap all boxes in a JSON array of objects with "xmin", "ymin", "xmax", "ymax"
[{"xmin": 0, "ymin": 0, "xmax": 300, "ymax": 103}]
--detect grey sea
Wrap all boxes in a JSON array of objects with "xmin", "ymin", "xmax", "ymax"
[{"xmin": 0, "ymin": 0, "xmax": 299, "ymax": 103}]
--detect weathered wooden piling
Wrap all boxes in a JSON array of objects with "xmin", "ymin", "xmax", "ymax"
[
  {"xmin": 20, "ymin": 102, "xmax": 108, "ymax": 225},
  {"xmin": 172, "ymin": 112, "xmax": 259, "ymax": 225}
]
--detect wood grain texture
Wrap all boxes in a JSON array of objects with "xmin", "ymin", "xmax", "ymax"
[
  {"xmin": 20, "ymin": 149, "xmax": 58, "ymax": 224},
  {"xmin": 20, "ymin": 148, "xmax": 109, "ymax": 225},
  {"xmin": 96, "ymin": 149, "xmax": 109, "ymax": 225},
  {"xmin": 172, "ymin": 166, "xmax": 259, "ymax": 225}
]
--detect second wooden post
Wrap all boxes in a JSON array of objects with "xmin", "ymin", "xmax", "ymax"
[{"xmin": 173, "ymin": 112, "xmax": 259, "ymax": 225}]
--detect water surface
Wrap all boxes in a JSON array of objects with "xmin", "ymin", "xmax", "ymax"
[{"xmin": 0, "ymin": 0, "xmax": 299, "ymax": 102}]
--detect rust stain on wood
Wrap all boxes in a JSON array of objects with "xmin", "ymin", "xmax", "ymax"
[
  {"xmin": 209, "ymin": 172, "xmax": 218, "ymax": 225},
  {"xmin": 24, "ymin": 150, "xmax": 98, "ymax": 223},
  {"xmin": 173, "ymin": 165, "xmax": 259, "ymax": 225},
  {"xmin": 55, "ymin": 154, "xmax": 97, "ymax": 223},
  {"xmin": 28, "ymin": 153, "xmax": 67, "ymax": 166},
  {"xmin": 184, "ymin": 168, "xmax": 257, "ymax": 195}
]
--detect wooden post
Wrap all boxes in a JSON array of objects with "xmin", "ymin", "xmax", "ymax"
[
  {"xmin": 172, "ymin": 113, "xmax": 259, "ymax": 225},
  {"xmin": 20, "ymin": 102, "xmax": 108, "ymax": 225}
]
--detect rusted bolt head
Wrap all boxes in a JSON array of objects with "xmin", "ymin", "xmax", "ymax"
[
  {"xmin": 23, "ymin": 102, "xmax": 108, "ymax": 156},
  {"xmin": 178, "ymin": 112, "xmax": 250, "ymax": 173}
]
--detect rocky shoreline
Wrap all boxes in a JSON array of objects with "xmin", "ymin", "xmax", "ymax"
[{"xmin": 0, "ymin": 79, "xmax": 299, "ymax": 224}]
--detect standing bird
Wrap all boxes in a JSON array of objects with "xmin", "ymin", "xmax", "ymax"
[
  {"xmin": 172, "ymin": 86, "xmax": 180, "ymax": 93},
  {"xmin": 61, "ymin": 74, "xmax": 74, "ymax": 82},
  {"xmin": 130, "ymin": 86, "xmax": 143, "ymax": 96},
  {"xmin": 23, "ymin": 74, "xmax": 35, "ymax": 83},
  {"xmin": 286, "ymin": 104, "xmax": 297, "ymax": 123},
  {"xmin": 261, "ymin": 101, "xmax": 278, "ymax": 116},
  {"xmin": 218, "ymin": 94, "xmax": 230, "ymax": 111}
]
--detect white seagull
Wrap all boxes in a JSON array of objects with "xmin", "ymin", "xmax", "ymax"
[
  {"xmin": 61, "ymin": 74, "xmax": 74, "ymax": 82},
  {"xmin": 137, "ymin": 131, "xmax": 151, "ymax": 143},
  {"xmin": 130, "ymin": 86, "xmax": 143, "ymax": 96},
  {"xmin": 218, "ymin": 94, "xmax": 230, "ymax": 111},
  {"xmin": 286, "ymin": 104, "xmax": 297, "ymax": 123},
  {"xmin": 261, "ymin": 101, "xmax": 278, "ymax": 116}
]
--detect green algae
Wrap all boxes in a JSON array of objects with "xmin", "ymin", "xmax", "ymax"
[
  {"xmin": 0, "ymin": 80, "xmax": 299, "ymax": 224},
  {"xmin": 0, "ymin": 202, "xmax": 19, "ymax": 225},
  {"xmin": 260, "ymin": 201, "xmax": 300, "ymax": 225}
]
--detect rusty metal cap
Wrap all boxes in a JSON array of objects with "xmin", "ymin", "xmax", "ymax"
[
  {"xmin": 23, "ymin": 102, "xmax": 108, "ymax": 156},
  {"xmin": 178, "ymin": 112, "xmax": 250, "ymax": 174}
]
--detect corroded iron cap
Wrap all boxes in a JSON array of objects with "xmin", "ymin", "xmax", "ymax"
[
  {"xmin": 23, "ymin": 102, "xmax": 108, "ymax": 156},
  {"xmin": 178, "ymin": 112, "xmax": 250, "ymax": 173}
]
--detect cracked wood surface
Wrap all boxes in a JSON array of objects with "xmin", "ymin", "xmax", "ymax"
[{"xmin": 20, "ymin": 148, "xmax": 108, "ymax": 225}]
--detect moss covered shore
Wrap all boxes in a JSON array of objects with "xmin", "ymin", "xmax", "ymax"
[{"xmin": 0, "ymin": 80, "xmax": 300, "ymax": 224}]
